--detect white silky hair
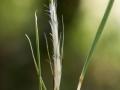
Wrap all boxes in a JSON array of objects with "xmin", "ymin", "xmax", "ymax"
[{"xmin": 49, "ymin": 0, "xmax": 62, "ymax": 90}]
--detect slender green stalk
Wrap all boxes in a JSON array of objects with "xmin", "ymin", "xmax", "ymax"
[
  {"xmin": 77, "ymin": 0, "xmax": 114, "ymax": 90},
  {"xmin": 35, "ymin": 12, "xmax": 41, "ymax": 75},
  {"xmin": 44, "ymin": 33, "xmax": 54, "ymax": 75},
  {"xmin": 25, "ymin": 34, "xmax": 39, "ymax": 75},
  {"xmin": 26, "ymin": 11, "xmax": 47, "ymax": 90},
  {"xmin": 35, "ymin": 11, "xmax": 43, "ymax": 90},
  {"xmin": 61, "ymin": 15, "xmax": 64, "ymax": 62}
]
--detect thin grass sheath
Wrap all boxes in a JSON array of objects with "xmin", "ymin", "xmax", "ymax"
[
  {"xmin": 77, "ymin": 0, "xmax": 114, "ymax": 90},
  {"xmin": 25, "ymin": 34, "xmax": 39, "ymax": 75},
  {"xmin": 44, "ymin": 33, "xmax": 54, "ymax": 75},
  {"xmin": 26, "ymin": 12, "xmax": 47, "ymax": 90},
  {"xmin": 49, "ymin": 0, "xmax": 63, "ymax": 90},
  {"xmin": 35, "ymin": 12, "xmax": 45, "ymax": 90}
]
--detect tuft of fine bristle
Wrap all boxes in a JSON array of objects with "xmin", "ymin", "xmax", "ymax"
[{"xmin": 49, "ymin": 0, "xmax": 63, "ymax": 90}]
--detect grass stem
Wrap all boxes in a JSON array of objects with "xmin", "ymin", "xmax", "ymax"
[
  {"xmin": 26, "ymin": 11, "xmax": 47, "ymax": 90},
  {"xmin": 77, "ymin": 0, "xmax": 114, "ymax": 90}
]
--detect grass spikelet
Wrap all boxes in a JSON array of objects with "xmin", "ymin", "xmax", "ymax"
[{"xmin": 49, "ymin": 0, "xmax": 63, "ymax": 90}]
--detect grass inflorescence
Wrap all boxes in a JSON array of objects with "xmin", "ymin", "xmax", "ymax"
[{"xmin": 25, "ymin": 0, "xmax": 114, "ymax": 90}]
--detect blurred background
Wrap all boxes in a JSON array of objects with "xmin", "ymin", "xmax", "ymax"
[{"xmin": 0, "ymin": 0, "xmax": 120, "ymax": 90}]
